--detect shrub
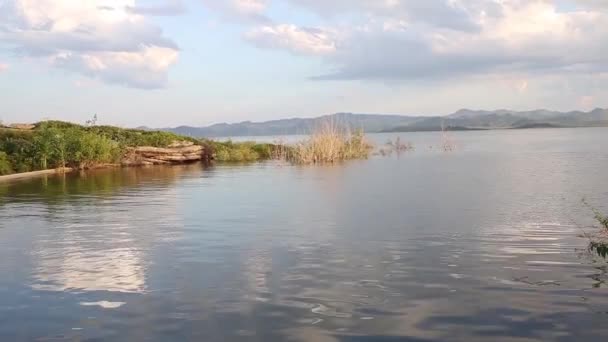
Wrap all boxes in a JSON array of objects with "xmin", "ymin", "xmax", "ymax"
[
  {"xmin": 1, "ymin": 121, "xmax": 200, "ymax": 172},
  {"xmin": 1, "ymin": 120, "xmax": 280, "ymax": 172},
  {"xmin": 209, "ymin": 141, "xmax": 265, "ymax": 162},
  {"xmin": 0, "ymin": 152, "xmax": 12, "ymax": 175},
  {"xmin": 582, "ymin": 199, "xmax": 608, "ymax": 259}
]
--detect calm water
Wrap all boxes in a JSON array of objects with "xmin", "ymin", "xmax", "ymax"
[{"xmin": 1, "ymin": 128, "xmax": 608, "ymax": 341}]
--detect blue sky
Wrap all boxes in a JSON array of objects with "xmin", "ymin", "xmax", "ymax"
[{"xmin": 1, "ymin": 0, "xmax": 607, "ymax": 127}]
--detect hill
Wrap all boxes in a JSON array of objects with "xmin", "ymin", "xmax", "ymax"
[
  {"xmin": 157, "ymin": 109, "xmax": 608, "ymax": 137},
  {"xmin": 160, "ymin": 113, "xmax": 419, "ymax": 137}
]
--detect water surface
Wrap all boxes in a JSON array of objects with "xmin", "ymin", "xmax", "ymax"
[{"xmin": 1, "ymin": 128, "xmax": 608, "ymax": 341}]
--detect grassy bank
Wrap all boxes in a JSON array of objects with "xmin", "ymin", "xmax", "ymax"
[
  {"xmin": 210, "ymin": 140, "xmax": 278, "ymax": 162},
  {"xmin": 0, "ymin": 121, "xmax": 277, "ymax": 175},
  {"xmin": 1, "ymin": 119, "xmax": 375, "ymax": 176}
]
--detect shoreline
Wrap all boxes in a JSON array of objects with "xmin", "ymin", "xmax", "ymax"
[
  {"xmin": 0, "ymin": 161, "xmax": 216, "ymax": 184},
  {"xmin": 0, "ymin": 167, "xmax": 75, "ymax": 183}
]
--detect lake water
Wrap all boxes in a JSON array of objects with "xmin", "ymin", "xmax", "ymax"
[{"xmin": 1, "ymin": 128, "xmax": 608, "ymax": 341}]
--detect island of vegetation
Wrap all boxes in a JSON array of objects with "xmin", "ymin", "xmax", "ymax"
[{"xmin": 0, "ymin": 120, "xmax": 373, "ymax": 177}]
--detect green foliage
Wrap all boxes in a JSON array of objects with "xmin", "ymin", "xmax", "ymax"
[
  {"xmin": 595, "ymin": 211, "xmax": 608, "ymax": 230},
  {"xmin": 251, "ymin": 143, "xmax": 273, "ymax": 159},
  {"xmin": 208, "ymin": 140, "xmax": 267, "ymax": 162},
  {"xmin": 0, "ymin": 152, "xmax": 12, "ymax": 175},
  {"xmin": 590, "ymin": 241, "xmax": 608, "ymax": 259},
  {"xmin": 0, "ymin": 128, "xmax": 36, "ymax": 173},
  {"xmin": 582, "ymin": 199, "xmax": 608, "ymax": 260},
  {"xmin": 64, "ymin": 129, "xmax": 121, "ymax": 168},
  {"xmin": 1, "ymin": 121, "xmax": 196, "ymax": 174},
  {"xmin": 1, "ymin": 121, "xmax": 278, "ymax": 175},
  {"xmin": 26, "ymin": 123, "xmax": 122, "ymax": 169},
  {"xmin": 87, "ymin": 125, "xmax": 198, "ymax": 147}
]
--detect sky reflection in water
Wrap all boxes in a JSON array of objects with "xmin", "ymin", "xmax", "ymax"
[{"xmin": 1, "ymin": 129, "xmax": 608, "ymax": 341}]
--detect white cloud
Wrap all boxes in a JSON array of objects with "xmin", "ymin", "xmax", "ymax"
[
  {"xmin": 53, "ymin": 46, "xmax": 179, "ymax": 89},
  {"xmin": 245, "ymin": 24, "xmax": 336, "ymax": 55},
  {"xmin": 575, "ymin": 0, "xmax": 608, "ymax": 11},
  {"xmin": 0, "ymin": 63, "xmax": 8, "ymax": 72},
  {"xmin": 200, "ymin": 0, "xmax": 270, "ymax": 22},
  {"xmin": 579, "ymin": 95, "xmax": 595, "ymax": 109},
  {"xmin": 243, "ymin": 0, "xmax": 608, "ymax": 82},
  {"xmin": 127, "ymin": 0, "xmax": 186, "ymax": 16},
  {"xmin": 0, "ymin": 0, "xmax": 179, "ymax": 88},
  {"xmin": 234, "ymin": 0, "xmax": 267, "ymax": 15}
]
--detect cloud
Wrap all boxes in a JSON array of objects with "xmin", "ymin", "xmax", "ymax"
[
  {"xmin": 244, "ymin": 0, "xmax": 608, "ymax": 82},
  {"xmin": 284, "ymin": 0, "xmax": 501, "ymax": 30},
  {"xmin": 200, "ymin": 0, "xmax": 270, "ymax": 23},
  {"xmin": 0, "ymin": 0, "xmax": 179, "ymax": 89},
  {"xmin": 127, "ymin": 0, "xmax": 187, "ymax": 16},
  {"xmin": 579, "ymin": 95, "xmax": 594, "ymax": 109},
  {"xmin": 574, "ymin": 0, "xmax": 608, "ymax": 11},
  {"xmin": 53, "ymin": 46, "xmax": 179, "ymax": 89},
  {"xmin": 245, "ymin": 25, "xmax": 336, "ymax": 55},
  {"xmin": 0, "ymin": 63, "xmax": 8, "ymax": 72}
]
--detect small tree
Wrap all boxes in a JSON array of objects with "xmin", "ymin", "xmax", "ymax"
[
  {"xmin": 33, "ymin": 126, "xmax": 56, "ymax": 169},
  {"xmin": 85, "ymin": 114, "xmax": 98, "ymax": 127},
  {"xmin": 0, "ymin": 152, "xmax": 12, "ymax": 175}
]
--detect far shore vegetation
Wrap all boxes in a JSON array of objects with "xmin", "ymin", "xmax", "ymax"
[{"xmin": 1, "ymin": 119, "xmax": 375, "ymax": 176}]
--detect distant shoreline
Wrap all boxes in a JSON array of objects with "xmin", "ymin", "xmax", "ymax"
[
  {"xmin": 380, "ymin": 123, "xmax": 564, "ymax": 133},
  {"xmin": 158, "ymin": 109, "xmax": 608, "ymax": 138}
]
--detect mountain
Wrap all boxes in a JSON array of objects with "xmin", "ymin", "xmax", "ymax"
[
  {"xmin": 384, "ymin": 108, "xmax": 608, "ymax": 132},
  {"xmin": 162, "ymin": 113, "xmax": 420, "ymax": 137},
  {"xmin": 157, "ymin": 109, "xmax": 608, "ymax": 137}
]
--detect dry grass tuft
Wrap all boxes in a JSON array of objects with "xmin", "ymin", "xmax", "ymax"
[
  {"xmin": 287, "ymin": 121, "xmax": 373, "ymax": 164},
  {"xmin": 440, "ymin": 121, "xmax": 456, "ymax": 152},
  {"xmin": 379, "ymin": 137, "xmax": 414, "ymax": 156}
]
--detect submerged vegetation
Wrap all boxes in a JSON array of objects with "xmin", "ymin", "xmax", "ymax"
[
  {"xmin": 582, "ymin": 199, "xmax": 608, "ymax": 259},
  {"xmin": 378, "ymin": 137, "xmax": 414, "ymax": 156}
]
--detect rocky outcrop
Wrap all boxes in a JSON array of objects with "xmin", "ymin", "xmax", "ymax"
[
  {"xmin": 122, "ymin": 141, "xmax": 207, "ymax": 166},
  {"xmin": 5, "ymin": 123, "xmax": 36, "ymax": 130}
]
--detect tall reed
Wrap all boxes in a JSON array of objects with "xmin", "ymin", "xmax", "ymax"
[{"xmin": 287, "ymin": 120, "xmax": 373, "ymax": 164}]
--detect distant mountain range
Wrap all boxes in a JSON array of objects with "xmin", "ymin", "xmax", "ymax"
[{"xmin": 153, "ymin": 108, "xmax": 608, "ymax": 137}]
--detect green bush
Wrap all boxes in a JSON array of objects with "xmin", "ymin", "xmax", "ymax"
[
  {"xmin": 1, "ymin": 121, "xmax": 277, "ymax": 174},
  {"xmin": 0, "ymin": 152, "xmax": 12, "ymax": 175},
  {"xmin": 0, "ymin": 129, "xmax": 36, "ymax": 173},
  {"xmin": 88, "ymin": 125, "xmax": 198, "ymax": 147},
  {"xmin": 208, "ymin": 140, "xmax": 271, "ymax": 162}
]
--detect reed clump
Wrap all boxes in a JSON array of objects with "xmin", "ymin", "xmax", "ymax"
[
  {"xmin": 582, "ymin": 199, "xmax": 608, "ymax": 259},
  {"xmin": 287, "ymin": 122, "xmax": 373, "ymax": 164},
  {"xmin": 379, "ymin": 137, "xmax": 414, "ymax": 156}
]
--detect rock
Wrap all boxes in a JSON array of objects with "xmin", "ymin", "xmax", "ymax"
[
  {"xmin": 121, "ymin": 143, "xmax": 207, "ymax": 166},
  {"xmin": 9, "ymin": 123, "xmax": 35, "ymax": 130}
]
